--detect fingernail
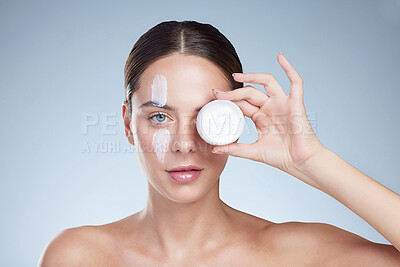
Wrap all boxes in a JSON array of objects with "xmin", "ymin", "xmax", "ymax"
[
  {"xmin": 212, "ymin": 148, "xmax": 225, "ymax": 154},
  {"xmin": 213, "ymin": 88, "xmax": 225, "ymax": 94}
]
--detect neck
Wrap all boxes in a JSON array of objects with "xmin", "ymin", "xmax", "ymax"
[{"xmin": 137, "ymin": 178, "xmax": 232, "ymax": 259}]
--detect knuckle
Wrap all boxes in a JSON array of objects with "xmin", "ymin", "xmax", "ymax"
[
  {"xmin": 294, "ymin": 76, "xmax": 303, "ymax": 85},
  {"xmin": 297, "ymin": 74, "xmax": 303, "ymax": 81},
  {"xmin": 263, "ymin": 73, "xmax": 279, "ymax": 86},
  {"xmin": 238, "ymin": 85, "xmax": 251, "ymax": 96},
  {"xmin": 243, "ymin": 85, "xmax": 254, "ymax": 94},
  {"xmin": 244, "ymin": 86, "xmax": 257, "ymax": 99},
  {"xmin": 264, "ymin": 73, "xmax": 274, "ymax": 80},
  {"xmin": 262, "ymin": 73, "xmax": 272, "ymax": 83}
]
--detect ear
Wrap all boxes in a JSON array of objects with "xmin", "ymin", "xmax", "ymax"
[{"xmin": 122, "ymin": 101, "xmax": 135, "ymax": 146}]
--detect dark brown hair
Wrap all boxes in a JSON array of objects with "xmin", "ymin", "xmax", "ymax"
[{"xmin": 124, "ymin": 20, "xmax": 243, "ymax": 116}]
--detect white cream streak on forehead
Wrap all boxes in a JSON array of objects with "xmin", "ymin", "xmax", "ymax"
[
  {"xmin": 152, "ymin": 128, "xmax": 170, "ymax": 163},
  {"xmin": 151, "ymin": 74, "xmax": 168, "ymax": 107}
]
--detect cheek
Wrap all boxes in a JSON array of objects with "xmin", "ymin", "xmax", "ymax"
[
  {"xmin": 152, "ymin": 128, "xmax": 170, "ymax": 163},
  {"xmin": 134, "ymin": 122, "xmax": 171, "ymax": 162}
]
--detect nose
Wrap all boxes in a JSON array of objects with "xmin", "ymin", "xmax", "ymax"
[{"xmin": 171, "ymin": 117, "xmax": 200, "ymax": 154}]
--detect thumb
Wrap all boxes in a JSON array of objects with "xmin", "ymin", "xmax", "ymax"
[{"xmin": 212, "ymin": 142, "xmax": 257, "ymax": 161}]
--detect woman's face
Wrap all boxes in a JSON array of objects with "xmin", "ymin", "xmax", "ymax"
[{"xmin": 123, "ymin": 53, "xmax": 231, "ymax": 203}]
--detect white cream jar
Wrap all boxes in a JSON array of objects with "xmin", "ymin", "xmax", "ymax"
[{"xmin": 196, "ymin": 100, "xmax": 245, "ymax": 145}]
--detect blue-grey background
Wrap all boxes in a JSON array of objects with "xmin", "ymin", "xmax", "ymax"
[{"xmin": 1, "ymin": 0, "xmax": 399, "ymax": 265}]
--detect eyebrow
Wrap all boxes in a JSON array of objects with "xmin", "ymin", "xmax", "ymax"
[{"xmin": 139, "ymin": 100, "xmax": 203, "ymax": 113}]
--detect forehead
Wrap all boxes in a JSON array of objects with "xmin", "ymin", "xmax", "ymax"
[{"xmin": 131, "ymin": 53, "xmax": 230, "ymax": 111}]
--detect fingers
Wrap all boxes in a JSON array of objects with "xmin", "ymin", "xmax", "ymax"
[
  {"xmin": 212, "ymin": 142, "xmax": 259, "ymax": 162},
  {"xmin": 277, "ymin": 52, "xmax": 303, "ymax": 100},
  {"xmin": 232, "ymin": 73, "xmax": 286, "ymax": 97},
  {"xmin": 213, "ymin": 86, "xmax": 269, "ymax": 108},
  {"xmin": 232, "ymin": 99, "xmax": 259, "ymax": 119}
]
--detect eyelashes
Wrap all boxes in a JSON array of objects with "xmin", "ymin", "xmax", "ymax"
[
  {"xmin": 147, "ymin": 112, "xmax": 198, "ymax": 126},
  {"xmin": 148, "ymin": 112, "xmax": 170, "ymax": 125}
]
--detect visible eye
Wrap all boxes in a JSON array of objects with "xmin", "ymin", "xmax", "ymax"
[{"xmin": 148, "ymin": 112, "xmax": 170, "ymax": 125}]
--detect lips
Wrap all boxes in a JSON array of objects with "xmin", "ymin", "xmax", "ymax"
[
  {"xmin": 166, "ymin": 165, "xmax": 203, "ymax": 172},
  {"xmin": 166, "ymin": 165, "xmax": 204, "ymax": 183}
]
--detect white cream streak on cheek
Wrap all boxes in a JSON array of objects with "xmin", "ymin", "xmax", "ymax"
[
  {"xmin": 152, "ymin": 128, "xmax": 170, "ymax": 163},
  {"xmin": 151, "ymin": 74, "xmax": 168, "ymax": 107}
]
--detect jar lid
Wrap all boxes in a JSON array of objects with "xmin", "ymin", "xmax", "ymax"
[{"xmin": 196, "ymin": 100, "xmax": 245, "ymax": 145}]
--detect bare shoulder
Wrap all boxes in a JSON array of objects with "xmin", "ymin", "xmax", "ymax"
[
  {"xmin": 38, "ymin": 225, "xmax": 111, "ymax": 266},
  {"xmin": 264, "ymin": 221, "xmax": 400, "ymax": 266}
]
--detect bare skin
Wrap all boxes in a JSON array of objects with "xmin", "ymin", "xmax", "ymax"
[
  {"xmin": 38, "ymin": 206, "xmax": 400, "ymax": 266},
  {"xmin": 39, "ymin": 53, "xmax": 400, "ymax": 266}
]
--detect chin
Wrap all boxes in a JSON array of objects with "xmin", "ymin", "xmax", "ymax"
[
  {"xmin": 151, "ymin": 171, "xmax": 220, "ymax": 204},
  {"xmin": 163, "ymin": 186, "xmax": 208, "ymax": 203}
]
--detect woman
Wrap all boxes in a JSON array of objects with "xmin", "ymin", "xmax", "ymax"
[{"xmin": 39, "ymin": 20, "xmax": 400, "ymax": 266}]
